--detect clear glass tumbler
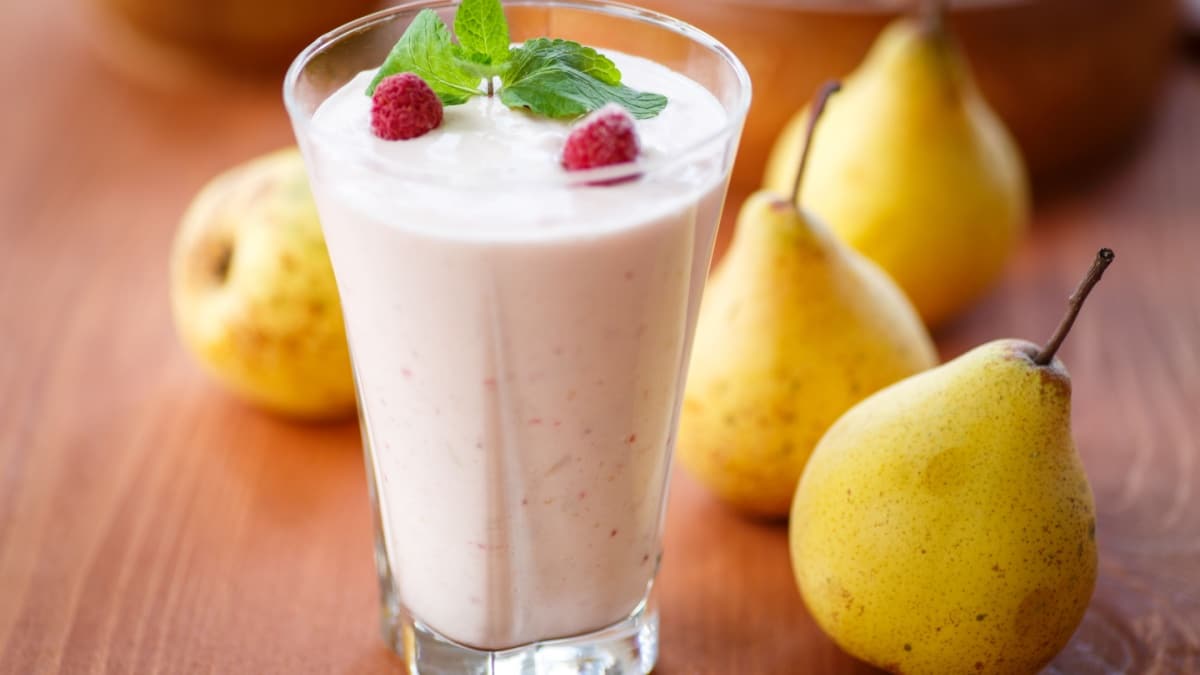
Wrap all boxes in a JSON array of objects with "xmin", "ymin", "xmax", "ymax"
[{"xmin": 284, "ymin": 2, "xmax": 750, "ymax": 672}]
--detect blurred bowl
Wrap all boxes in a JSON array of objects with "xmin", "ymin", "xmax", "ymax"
[
  {"xmin": 634, "ymin": 0, "xmax": 1180, "ymax": 192},
  {"xmin": 91, "ymin": 0, "xmax": 382, "ymax": 75}
]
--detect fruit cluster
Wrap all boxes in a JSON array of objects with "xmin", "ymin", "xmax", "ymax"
[{"xmin": 677, "ymin": 6, "xmax": 1106, "ymax": 674}]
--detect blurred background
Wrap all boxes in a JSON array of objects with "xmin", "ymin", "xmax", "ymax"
[
  {"xmin": 2, "ymin": 0, "xmax": 1199, "ymax": 672},
  {"xmin": 69, "ymin": 0, "xmax": 1185, "ymax": 193}
]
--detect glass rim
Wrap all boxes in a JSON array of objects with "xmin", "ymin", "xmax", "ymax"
[{"xmin": 282, "ymin": 0, "xmax": 752, "ymax": 188}]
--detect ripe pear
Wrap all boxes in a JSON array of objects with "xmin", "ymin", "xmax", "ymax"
[
  {"xmin": 171, "ymin": 148, "xmax": 356, "ymax": 420},
  {"xmin": 763, "ymin": 5, "xmax": 1030, "ymax": 327},
  {"xmin": 678, "ymin": 83, "xmax": 937, "ymax": 518},
  {"xmin": 790, "ymin": 250, "xmax": 1113, "ymax": 674}
]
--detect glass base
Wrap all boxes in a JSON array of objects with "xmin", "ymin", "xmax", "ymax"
[
  {"xmin": 359, "ymin": 375, "xmax": 661, "ymax": 675},
  {"xmin": 379, "ymin": 599, "xmax": 659, "ymax": 675}
]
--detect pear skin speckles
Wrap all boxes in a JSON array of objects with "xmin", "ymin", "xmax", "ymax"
[
  {"xmin": 790, "ymin": 339, "xmax": 1098, "ymax": 674},
  {"xmin": 677, "ymin": 190, "xmax": 937, "ymax": 517},
  {"xmin": 170, "ymin": 148, "xmax": 356, "ymax": 420}
]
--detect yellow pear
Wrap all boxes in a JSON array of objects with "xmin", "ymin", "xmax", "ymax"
[
  {"xmin": 790, "ymin": 250, "xmax": 1113, "ymax": 674},
  {"xmin": 679, "ymin": 83, "xmax": 937, "ymax": 518},
  {"xmin": 763, "ymin": 6, "xmax": 1029, "ymax": 327},
  {"xmin": 170, "ymin": 148, "xmax": 356, "ymax": 421}
]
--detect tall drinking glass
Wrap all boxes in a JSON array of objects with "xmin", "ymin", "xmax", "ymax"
[{"xmin": 284, "ymin": 2, "xmax": 750, "ymax": 672}]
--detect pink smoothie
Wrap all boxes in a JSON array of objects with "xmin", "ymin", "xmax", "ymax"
[{"xmin": 305, "ymin": 52, "xmax": 729, "ymax": 649}]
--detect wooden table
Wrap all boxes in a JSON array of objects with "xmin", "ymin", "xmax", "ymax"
[{"xmin": 2, "ymin": 1, "xmax": 1198, "ymax": 672}]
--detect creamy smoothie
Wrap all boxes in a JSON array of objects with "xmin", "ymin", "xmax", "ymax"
[{"xmin": 305, "ymin": 52, "xmax": 728, "ymax": 650}]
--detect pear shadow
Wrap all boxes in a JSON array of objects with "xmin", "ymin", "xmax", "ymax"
[
  {"xmin": 212, "ymin": 393, "xmax": 365, "ymax": 525},
  {"xmin": 1045, "ymin": 596, "xmax": 1146, "ymax": 675},
  {"xmin": 658, "ymin": 470, "xmax": 877, "ymax": 673}
]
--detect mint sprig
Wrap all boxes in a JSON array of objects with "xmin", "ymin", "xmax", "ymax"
[
  {"xmin": 366, "ymin": 10, "xmax": 481, "ymax": 105},
  {"xmin": 366, "ymin": 0, "xmax": 667, "ymax": 120},
  {"xmin": 500, "ymin": 39, "xmax": 667, "ymax": 119}
]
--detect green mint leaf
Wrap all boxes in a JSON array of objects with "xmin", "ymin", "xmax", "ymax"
[
  {"xmin": 366, "ymin": 9, "xmax": 481, "ymax": 105},
  {"xmin": 499, "ymin": 39, "xmax": 667, "ymax": 119},
  {"xmin": 510, "ymin": 38, "xmax": 620, "ymax": 86},
  {"xmin": 451, "ymin": 44, "xmax": 508, "ymax": 81},
  {"xmin": 454, "ymin": 0, "xmax": 511, "ymax": 65}
]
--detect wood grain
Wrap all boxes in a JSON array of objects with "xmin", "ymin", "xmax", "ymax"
[{"xmin": 2, "ymin": 0, "xmax": 1199, "ymax": 672}]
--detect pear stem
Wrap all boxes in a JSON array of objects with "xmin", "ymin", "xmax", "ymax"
[
  {"xmin": 791, "ymin": 80, "xmax": 842, "ymax": 203},
  {"xmin": 1033, "ymin": 248, "xmax": 1115, "ymax": 366},
  {"xmin": 920, "ymin": 0, "xmax": 948, "ymax": 36}
]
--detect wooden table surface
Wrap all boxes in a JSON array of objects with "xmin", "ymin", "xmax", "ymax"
[{"xmin": 3, "ymin": 1, "xmax": 1199, "ymax": 673}]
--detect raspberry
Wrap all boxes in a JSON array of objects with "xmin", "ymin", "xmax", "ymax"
[
  {"xmin": 370, "ymin": 73, "xmax": 443, "ymax": 141},
  {"xmin": 561, "ymin": 103, "xmax": 640, "ymax": 172}
]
